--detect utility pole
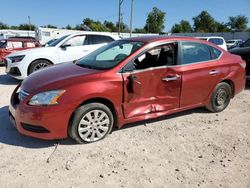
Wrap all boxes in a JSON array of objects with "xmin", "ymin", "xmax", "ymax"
[
  {"xmin": 28, "ymin": 16, "xmax": 31, "ymax": 36},
  {"xmin": 129, "ymin": 0, "xmax": 134, "ymax": 37},
  {"xmin": 118, "ymin": 0, "xmax": 124, "ymax": 35}
]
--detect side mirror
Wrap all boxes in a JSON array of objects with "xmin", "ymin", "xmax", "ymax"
[{"xmin": 60, "ymin": 44, "xmax": 71, "ymax": 48}]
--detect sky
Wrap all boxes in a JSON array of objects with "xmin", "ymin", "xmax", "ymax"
[{"xmin": 1, "ymin": 0, "xmax": 250, "ymax": 31}]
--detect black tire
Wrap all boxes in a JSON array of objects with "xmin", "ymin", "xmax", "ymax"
[
  {"xmin": 69, "ymin": 103, "xmax": 114, "ymax": 144},
  {"xmin": 28, "ymin": 59, "xmax": 52, "ymax": 75},
  {"xmin": 206, "ymin": 82, "xmax": 232, "ymax": 112}
]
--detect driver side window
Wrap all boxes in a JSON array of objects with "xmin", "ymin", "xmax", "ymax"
[
  {"xmin": 63, "ymin": 35, "xmax": 86, "ymax": 47},
  {"xmin": 134, "ymin": 43, "xmax": 178, "ymax": 70}
]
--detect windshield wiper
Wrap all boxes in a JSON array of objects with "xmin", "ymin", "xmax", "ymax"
[{"xmin": 76, "ymin": 64, "xmax": 95, "ymax": 69}]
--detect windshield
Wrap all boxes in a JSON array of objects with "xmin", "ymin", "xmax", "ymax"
[
  {"xmin": 76, "ymin": 40, "xmax": 144, "ymax": 70},
  {"xmin": 48, "ymin": 35, "xmax": 69, "ymax": 47}
]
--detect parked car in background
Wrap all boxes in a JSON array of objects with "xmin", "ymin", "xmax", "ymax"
[
  {"xmin": 9, "ymin": 36, "xmax": 246, "ymax": 143},
  {"xmin": 0, "ymin": 37, "xmax": 41, "ymax": 65},
  {"xmin": 5, "ymin": 32, "xmax": 119, "ymax": 80},
  {"xmin": 229, "ymin": 38, "xmax": 250, "ymax": 80},
  {"xmin": 197, "ymin": 36, "xmax": 227, "ymax": 51},
  {"xmin": 226, "ymin": 39, "xmax": 244, "ymax": 50}
]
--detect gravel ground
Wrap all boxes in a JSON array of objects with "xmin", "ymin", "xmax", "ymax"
[{"xmin": 0, "ymin": 66, "xmax": 249, "ymax": 188}]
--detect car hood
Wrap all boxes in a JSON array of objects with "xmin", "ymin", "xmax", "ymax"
[
  {"xmin": 6, "ymin": 46, "xmax": 55, "ymax": 57},
  {"xmin": 21, "ymin": 62, "xmax": 102, "ymax": 93}
]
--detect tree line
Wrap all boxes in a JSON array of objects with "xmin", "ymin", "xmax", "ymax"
[{"xmin": 0, "ymin": 8, "xmax": 249, "ymax": 33}]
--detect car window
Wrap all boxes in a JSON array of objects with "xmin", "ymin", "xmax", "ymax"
[
  {"xmin": 209, "ymin": 46, "xmax": 222, "ymax": 59},
  {"xmin": 134, "ymin": 43, "xmax": 178, "ymax": 70},
  {"xmin": 26, "ymin": 42, "xmax": 36, "ymax": 48},
  {"xmin": 64, "ymin": 35, "xmax": 86, "ymax": 47},
  {"xmin": 181, "ymin": 42, "xmax": 211, "ymax": 64},
  {"xmin": 88, "ymin": 35, "xmax": 114, "ymax": 45},
  {"xmin": 208, "ymin": 38, "xmax": 223, "ymax": 45},
  {"xmin": 243, "ymin": 39, "xmax": 250, "ymax": 47},
  {"xmin": 7, "ymin": 41, "xmax": 23, "ymax": 49}
]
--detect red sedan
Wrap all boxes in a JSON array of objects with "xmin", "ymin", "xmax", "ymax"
[{"xmin": 9, "ymin": 36, "xmax": 246, "ymax": 143}]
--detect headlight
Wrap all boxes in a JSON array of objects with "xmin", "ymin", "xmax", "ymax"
[
  {"xmin": 9, "ymin": 55, "xmax": 25, "ymax": 63},
  {"xmin": 28, "ymin": 90, "xmax": 65, "ymax": 106}
]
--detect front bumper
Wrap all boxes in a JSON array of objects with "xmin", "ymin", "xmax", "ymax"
[
  {"xmin": 5, "ymin": 58, "xmax": 27, "ymax": 80},
  {"xmin": 9, "ymin": 85, "xmax": 71, "ymax": 140}
]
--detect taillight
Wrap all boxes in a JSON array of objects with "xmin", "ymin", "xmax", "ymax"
[{"xmin": 240, "ymin": 61, "xmax": 246, "ymax": 68}]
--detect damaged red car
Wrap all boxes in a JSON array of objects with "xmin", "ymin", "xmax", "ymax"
[{"xmin": 9, "ymin": 36, "xmax": 246, "ymax": 143}]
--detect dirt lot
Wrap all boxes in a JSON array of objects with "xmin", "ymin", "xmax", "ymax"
[{"xmin": 0, "ymin": 66, "xmax": 249, "ymax": 188}]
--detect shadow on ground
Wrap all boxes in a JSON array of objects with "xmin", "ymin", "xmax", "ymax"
[
  {"xmin": 0, "ymin": 74, "xmax": 21, "ymax": 85},
  {"xmin": 0, "ymin": 105, "xmax": 209, "ymax": 148},
  {"xmin": 0, "ymin": 106, "xmax": 74, "ymax": 148},
  {"xmin": 113, "ymin": 107, "xmax": 209, "ymax": 132}
]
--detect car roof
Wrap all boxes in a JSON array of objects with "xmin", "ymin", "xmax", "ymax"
[
  {"xmin": 4, "ymin": 37, "xmax": 38, "ymax": 42},
  {"xmin": 68, "ymin": 32, "xmax": 118, "ymax": 39},
  {"xmin": 124, "ymin": 35, "xmax": 202, "ymax": 43},
  {"xmin": 198, "ymin": 36, "xmax": 224, "ymax": 39}
]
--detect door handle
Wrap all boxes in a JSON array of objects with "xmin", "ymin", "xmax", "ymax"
[
  {"xmin": 209, "ymin": 70, "xmax": 219, "ymax": 75},
  {"xmin": 162, "ymin": 75, "xmax": 179, "ymax": 82}
]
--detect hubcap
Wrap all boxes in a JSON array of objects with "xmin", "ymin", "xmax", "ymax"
[
  {"xmin": 78, "ymin": 110, "xmax": 110, "ymax": 142},
  {"xmin": 33, "ymin": 63, "xmax": 49, "ymax": 71},
  {"xmin": 216, "ymin": 88, "xmax": 229, "ymax": 106}
]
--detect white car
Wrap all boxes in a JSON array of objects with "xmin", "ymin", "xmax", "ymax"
[
  {"xmin": 5, "ymin": 32, "xmax": 119, "ymax": 80},
  {"xmin": 226, "ymin": 39, "xmax": 243, "ymax": 49},
  {"xmin": 197, "ymin": 36, "xmax": 227, "ymax": 51}
]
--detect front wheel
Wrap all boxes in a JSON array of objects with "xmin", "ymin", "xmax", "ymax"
[
  {"xmin": 28, "ymin": 59, "xmax": 52, "ymax": 75},
  {"xmin": 69, "ymin": 103, "xmax": 114, "ymax": 144},
  {"xmin": 206, "ymin": 82, "xmax": 232, "ymax": 112}
]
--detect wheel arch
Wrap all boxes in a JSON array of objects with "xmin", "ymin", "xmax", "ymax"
[
  {"xmin": 27, "ymin": 58, "xmax": 54, "ymax": 75},
  {"xmin": 68, "ymin": 97, "xmax": 119, "ymax": 134},
  {"xmin": 220, "ymin": 79, "xmax": 235, "ymax": 98}
]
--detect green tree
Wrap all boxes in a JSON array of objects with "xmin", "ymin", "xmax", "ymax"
[
  {"xmin": 46, "ymin": 24, "xmax": 57, "ymax": 29},
  {"xmin": 18, "ymin": 24, "xmax": 36, "ymax": 30},
  {"xmin": 179, "ymin": 20, "xmax": 192, "ymax": 32},
  {"xmin": 74, "ymin": 24, "xmax": 83, "ymax": 30},
  {"xmin": 193, "ymin": 11, "xmax": 217, "ymax": 32},
  {"xmin": 82, "ymin": 18, "xmax": 110, "ymax": 32},
  {"xmin": 134, "ymin": 28, "xmax": 146, "ymax": 33},
  {"xmin": 0, "ymin": 22, "xmax": 9, "ymax": 29},
  {"xmin": 104, "ymin": 20, "xmax": 116, "ymax": 32},
  {"xmin": 215, "ymin": 22, "xmax": 230, "ymax": 32},
  {"xmin": 65, "ymin": 24, "xmax": 72, "ymax": 30},
  {"xmin": 171, "ymin": 24, "xmax": 182, "ymax": 33},
  {"xmin": 227, "ymin": 15, "xmax": 248, "ymax": 31},
  {"xmin": 144, "ymin": 7, "xmax": 166, "ymax": 33},
  {"xmin": 171, "ymin": 20, "xmax": 192, "ymax": 33}
]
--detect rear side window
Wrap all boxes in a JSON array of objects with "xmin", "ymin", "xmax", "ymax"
[
  {"xmin": 64, "ymin": 35, "xmax": 86, "ymax": 47},
  {"xmin": 208, "ymin": 38, "xmax": 223, "ymax": 45},
  {"xmin": 7, "ymin": 41, "xmax": 23, "ymax": 49},
  {"xmin": 26, "ymin": 42, "xmax": 36, "ymax": 48},
  {"xmin": 88, "ymin": 35, "xmax": 114, "ymax": 45},
  {"xmin": 209, "ymin": 46, "xmax": 222, "ymax": 59},
  {"xmin": 181, "ymin": 42, "xmax": 211, "ymax": 65}
]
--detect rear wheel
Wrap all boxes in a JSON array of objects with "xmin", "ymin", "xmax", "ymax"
[
  {"xmin": 206, "ymin": 82, "xmax": 232, "ymax": 112},
  {"xmin": 29, "ymin": 59, "xmax": 52, "ymax": 75},
  {"xmin": 69, "ymin": 103, "xmax": 114, "ymax": 144}
]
